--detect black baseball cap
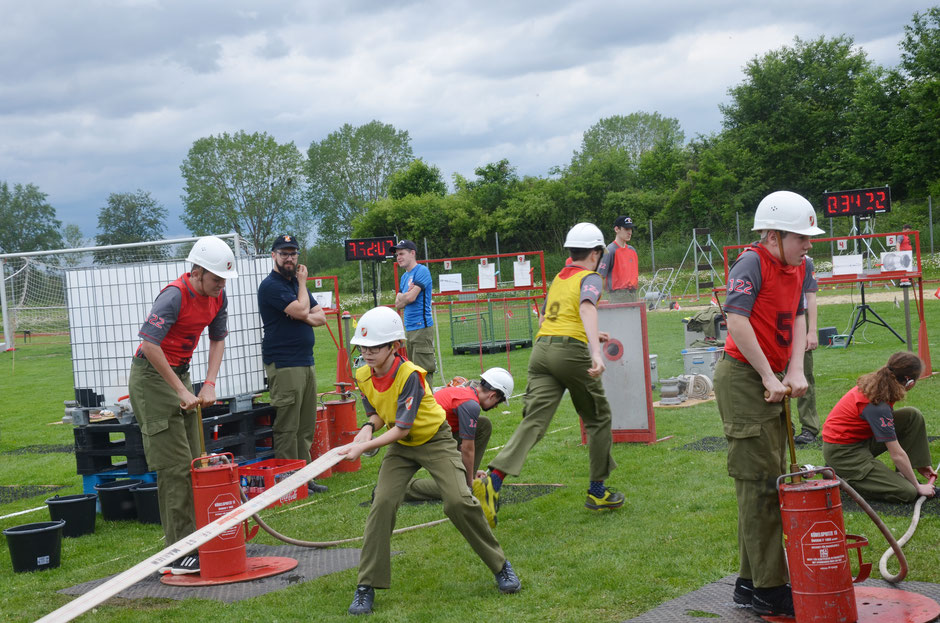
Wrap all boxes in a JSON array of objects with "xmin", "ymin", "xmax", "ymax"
[
  {"xmin": 392, "ymin": 240, "xmax": 417, "ymax": 251},
  {"xmin": 271, "ymin": 235, "xmax": 299, "ymax": 251},
  {"xmin": 614, "ymin": 216, "xmax": 634, "ymax": 229}
]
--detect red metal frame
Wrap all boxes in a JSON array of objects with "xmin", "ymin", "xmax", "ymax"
[
  {"xmin": 392, "ymin": 251, "xmax": 548, "ymax": 299},
  {"xmin": 392, "ymin": 251, "xmax": 549, "ymax": 375},
  {"xmin": 304, "ymin": 275, "xmax": 351, "ymax": 383}
]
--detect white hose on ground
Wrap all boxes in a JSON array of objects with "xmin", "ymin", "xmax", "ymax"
[{"xmin": 877, "ymin": 462, "xmax": 939, "ymax": 583}]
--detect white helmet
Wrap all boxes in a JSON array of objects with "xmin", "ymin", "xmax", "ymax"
[
  {"xmin": 351, "ymin": 307, "xmax": 406, "ymax": 347},
  {"xmin": 752, "ymin": 191, "xmax": 825, "ymax": 236},
  {"xmin": 187, "ymin": 236, "xmax": 239, "ymax": 279},
  {"xmin": 564, "ymin": 222, "xmax": 605, "ymax": 249},
  {"xmin": 480, "ymin": 367, "xmax": 514, "ymax": 401}
]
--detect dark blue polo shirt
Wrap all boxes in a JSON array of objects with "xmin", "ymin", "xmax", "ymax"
[{"xmin": 258, "ymin": 270, "xmax": 317, "ymax": 368}]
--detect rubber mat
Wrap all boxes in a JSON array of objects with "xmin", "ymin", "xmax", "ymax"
[
  {"xmin": 59, "ymin": 544, "xmax": 361, "ymax": 604},
  {"xmin": 0, "ymin": 484, "xmax": 67, "ymax": 504},
  {"xmin": 624, "ymin": 574, "xmax": 940, "ymax": 622},
  {"xmin": 2, "ymin": 444, "xmax": 74, "ymax": 455}
]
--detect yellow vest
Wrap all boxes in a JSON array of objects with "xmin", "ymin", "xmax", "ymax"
[
  {"xmin": 537, "ymin": 267, "xmax": 596, "ymax": 343},
  {"xmin": 355, "ymin": 359, "xmax": 445, "ymax": 446}
]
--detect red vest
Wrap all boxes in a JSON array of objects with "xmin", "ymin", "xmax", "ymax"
[
  {"xmin": 822, "ymin": 386, "xmax": 891, "ymax": 444},
  {"xmin": 139, "ymin": 273, "xmax": 226, "ymax": 366},
  {"xmin": 434, "ymin": 385, "xmax": 479, "ymax": 436},
  {"xmin": 609, "ymin": 243, "xmax": 639, "ymax": 290},
  {"xmin": 725, "ymin": 244, "xmax": 806, "ymax": 373}
]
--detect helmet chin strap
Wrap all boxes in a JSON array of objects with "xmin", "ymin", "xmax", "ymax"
[{"xmin": 776, "ymin": 230, "xmax": 788, "ymax": 265}]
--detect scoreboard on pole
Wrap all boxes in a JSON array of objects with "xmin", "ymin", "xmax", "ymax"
[{"xmin": 822, "ymin": 186, "xmax": 891, "ymax": 218}]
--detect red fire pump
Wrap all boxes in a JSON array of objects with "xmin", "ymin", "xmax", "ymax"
[
  {"xmin": 775, "ymin": 465, "xmax": 940, "ymax": 623},
  {"xmin": 161, "ymin": 453, "xmax": 298, "ymax": 586}
]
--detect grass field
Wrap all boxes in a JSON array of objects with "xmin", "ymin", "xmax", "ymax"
[{"xmin": 1, "ymin": 291, "xmax": 940, "ymax": 622}]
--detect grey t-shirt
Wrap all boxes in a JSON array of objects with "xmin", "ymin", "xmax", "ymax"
[
  {"xmin": 360, "ymin": 369, "xmax": 425, "ymax": 431},
  {"xmin": 860, "ymin": 402, "xmax": 898, "ymax": 442},
  {"xmin": 138, "ymin": 285, "xmax": 228, "ymax": 347}
]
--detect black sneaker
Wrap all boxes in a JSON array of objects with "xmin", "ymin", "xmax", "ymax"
[
  {"xmin": 495, "ymin": 560, "xmax": 521, "ymax": 594},
  {"xmin": 159, "ymin": 553, "xmax": 200, "ymax": 575},
  {"xmin": 308, "ymin": 480, "xmax": 328, "ymax": 494},
  {"xmin": 348, "ymin": 585, "xmax": 375, "ymax": 615},
  {"xmin": 794, "ymin": 430, "xmax": 816, "ymax": 445},
  {"xmin": 752, "ymin": 585, "xmax": 794, "ymax": 617},
  {"xmin": 732, "ymin": 577, "xmax": 753, "ymax": 605}
]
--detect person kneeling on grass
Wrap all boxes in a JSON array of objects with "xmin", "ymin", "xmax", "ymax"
[
  {"xmin": 403, "ymin": 367, "xmax": 514, "ymax": 502},
  {"xmin": 337, "ymin": 306, "xmax": 520, "ymax": 616},
  {"xmin": 823, "ymin": 351, "xmax": 937, "ymax": 504}
]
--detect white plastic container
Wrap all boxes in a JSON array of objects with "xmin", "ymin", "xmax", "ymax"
[{"xmin": 680, "ymin": 347, "xmax": 723, "ymax": 381}]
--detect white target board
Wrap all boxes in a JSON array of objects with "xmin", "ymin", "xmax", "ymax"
[
  {"xmin": 596, "ymin": 302, "xmax": 656, "ymax": 443},
  {"xmin": 65, "ymin": 256, "xmax": 270, "ymax": 406}
]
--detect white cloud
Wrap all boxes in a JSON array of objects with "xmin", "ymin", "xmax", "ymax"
[{"xmin": 0, "ymin": 0, "xmax": 929, "ymax": 238}]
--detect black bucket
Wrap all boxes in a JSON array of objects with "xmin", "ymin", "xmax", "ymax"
[
  {"xmin": 131, "ymin": 482, "xmax": 161, "ymax": 525},
  {"xmin": 45, "ymin": 493, "xmax": 98, "ymax": 537},
  {"xmin": 94, "ymin": 479, "xmax": 142, "ymax": 520},
  {"xmin": 3, "ymin": 520, "xmax": 66, "ymax": 572}
]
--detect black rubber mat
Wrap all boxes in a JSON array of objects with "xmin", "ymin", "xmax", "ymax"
[
  {"xmin": 2, "ymin": 444, "xmax": 74, "ymax": 455},
  {"xmin": 0, "ymin": 484, "xmax": 68, "ymax": 504},
  {"xmin": 59, "ymin": 544, "xmax": 361, "ymax": 604},
  {"xmin": 843, "ymin": 492, "xmax": 940, "ymax": 518},
  {"xmin": 624, "ymin": 574, "xmax": 940, "ymax": 622}
]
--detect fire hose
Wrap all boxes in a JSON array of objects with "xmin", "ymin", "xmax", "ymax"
[
  {"xmin": 243, "ymin": 489, "xmax": 450, "ymax": 548},
  {"xmin": 877, "ymin": 462, "xmax": 939, "ymax": 583}
]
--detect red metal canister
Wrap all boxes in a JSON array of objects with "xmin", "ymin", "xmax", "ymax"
[
  {"xmin": 324, "ymin": 395, "xmax": 360, "ymax": 473},
  {"xmin": 778, "ymin": 468, "xmax": 871, "ymax": 623},
  {"xmin": 309, "ymin": 403, "xmax": 332, "ymax": 478},
  {"xmin": 191, "ymin": 453, "xmax": 246, "ymax": 579}
]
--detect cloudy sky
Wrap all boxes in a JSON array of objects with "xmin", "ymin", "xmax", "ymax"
[{"xmin": 0, "ymin": 1, "xmax": 932, "ymax": 240}]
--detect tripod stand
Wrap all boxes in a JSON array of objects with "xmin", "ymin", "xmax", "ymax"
[{"xmin": 846, "ymin": 281, "xmax": 904, "ymax": 345}]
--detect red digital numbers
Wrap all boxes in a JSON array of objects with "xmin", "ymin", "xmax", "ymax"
[
  {"xmin": 344, "ymin": 237, "xmax": 395, "ymax": 261},
  {"xmin": 822, "ymin": 187, "xmax": 890, "ymax": 218}
]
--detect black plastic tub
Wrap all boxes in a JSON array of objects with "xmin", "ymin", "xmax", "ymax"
[
  {"xmin": 3, "ymin": 520, "xmax": 66, "ymax": 572},
  {"xmin": 94, "ymin": 479, "xmax": 142, "ymax": 520},
  {"xmin": 46, "ymin": 493, "xmax": 98, "ymax": 537}
]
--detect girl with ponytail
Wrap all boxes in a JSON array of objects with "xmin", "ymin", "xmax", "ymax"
[{"xmin": 822, "ymin": 352, "xmax": 936, "ymax": 503}]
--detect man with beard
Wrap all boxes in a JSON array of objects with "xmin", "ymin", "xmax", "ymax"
[{"xmin": 258, "ymin": 235, "xmax": 328, "ymax": 493}]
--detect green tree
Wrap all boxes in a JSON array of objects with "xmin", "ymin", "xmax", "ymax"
[
  {"xmin": 889, "ymin": 7, "xmax": 940, "ymax": 196},
  {"xmin": 181, "ymin": 130, "xmax": 307, "ymax": 252},
  {"xmin": 0, "ymin": 181, "xmax": 63, "ymax": 254},
  {"xmin": 306, "ymin": 120, "xmax": 413, "ymax": 243},
  {"xmin": 454, "ymin": 159, "xmax": 520, "ymax": 214},
  {"xmin": 62, "ymin": 224, "xmax": 88, "ymax": 266},
  {"xmin": 388, "ymin": 159, "xmax": 447, "ymax": 199},
  {"xmin": 94, "ymin": 190, "xmax": 168, "ymax": 264},
  {"xmin": 354, "ymin": 192, "xmax": 485, "ymax": 258},
  {"xmin": 720, "ymin": 36, "xmax": 872, "ymax": 200},
  {"xmin": 573, "ymin": 112, "xmax": 684, "ymax": 166}
]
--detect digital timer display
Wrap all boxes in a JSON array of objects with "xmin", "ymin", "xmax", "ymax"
[
  {"xmin": 344, "ymin": 236, "xmax": 396, "ymax": 261},
  {"xmin": 822, "ymin": 186, "xmax": 891, "ymax": 217}
]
